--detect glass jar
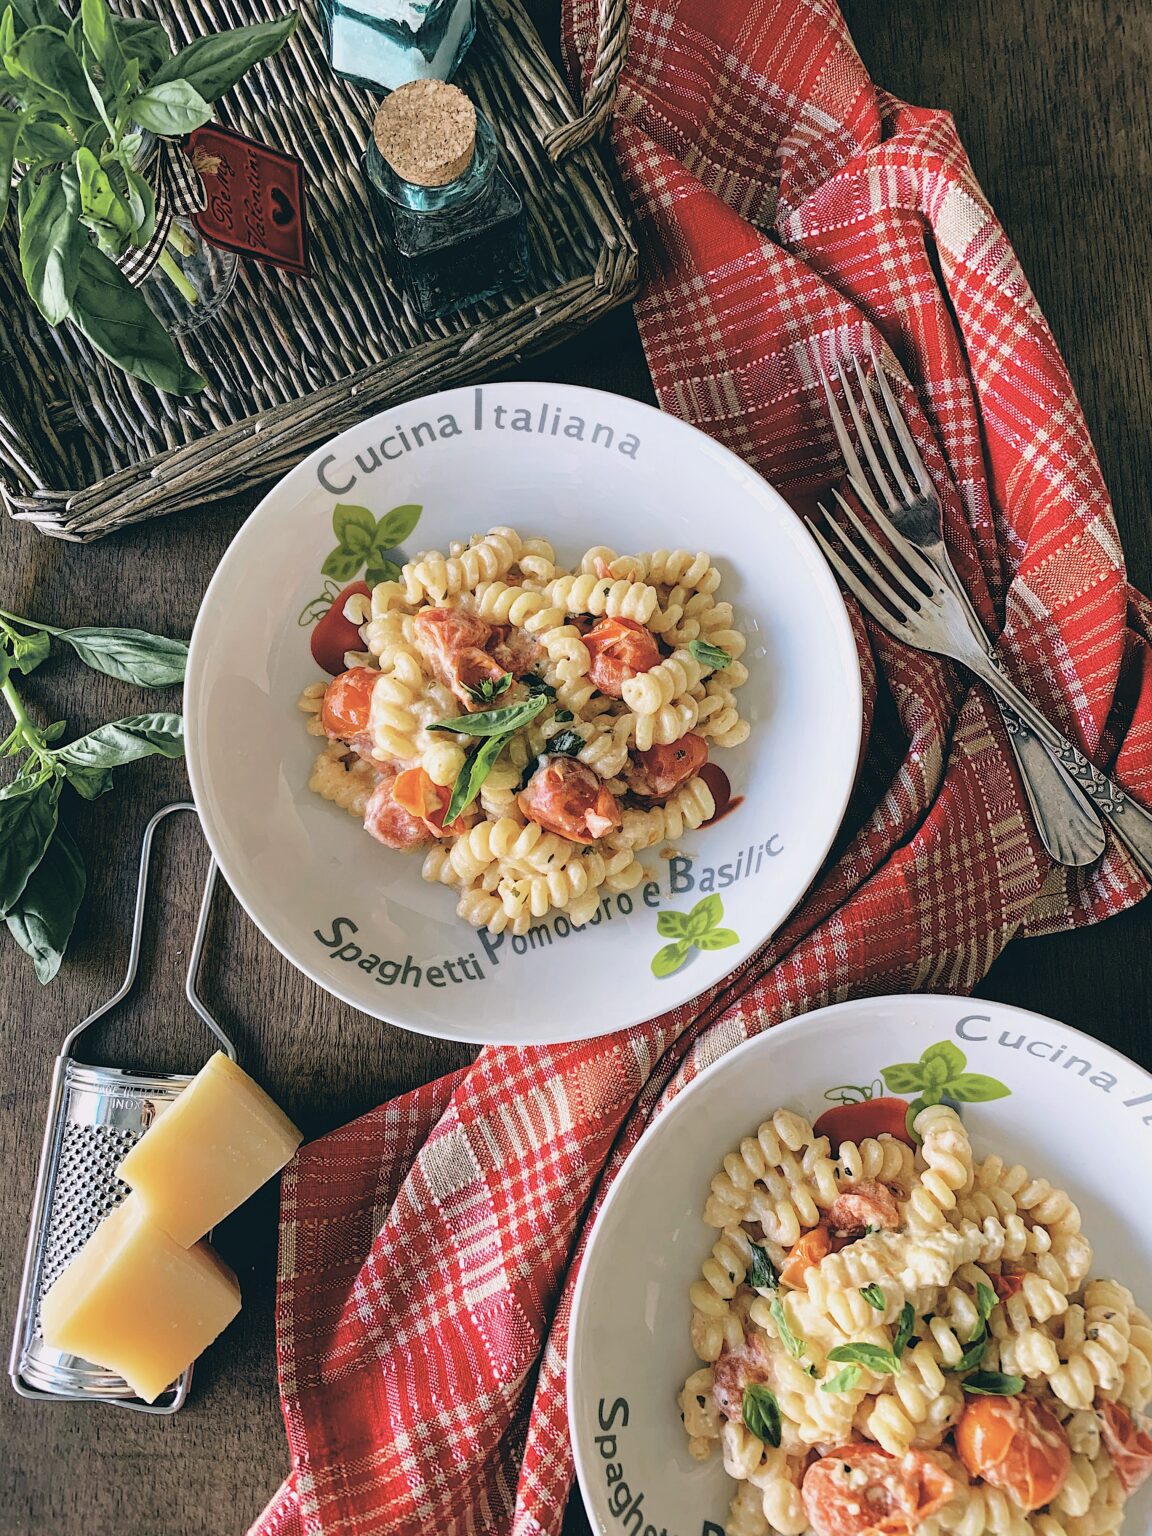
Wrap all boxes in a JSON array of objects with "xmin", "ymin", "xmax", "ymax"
[
  {"xmin": 365, "ymin": 101, "xmax": 529, "ymax": 320},
  {"xmin": 133, "ymin": 137, "xmax": 238, "ymax": 337},
  {"xmin": 320, "ymin": 0, "xmax": 476, "ymax": 93}
]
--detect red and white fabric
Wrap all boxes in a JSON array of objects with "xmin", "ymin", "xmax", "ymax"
[{"xmin": 249, "ymin": 2, "xmax": 1152, "ymax": 1533}]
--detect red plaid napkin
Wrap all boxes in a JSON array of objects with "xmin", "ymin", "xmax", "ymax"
[{"xmin": 249, "ymin": 3, "xmax": 1152, "ymax": 1533}]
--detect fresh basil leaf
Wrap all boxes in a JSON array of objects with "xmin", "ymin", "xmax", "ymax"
[
  {"xmin": 74, "ymin": 143, "xmax": 132, "ymax": 255},
  {"xmin": 547, "ymin": 728, "xmax": 584, "ymax": 757},
  {"xmin": 41, "ymin": 720, "xmax": 66, "ymax": 743},
  {"xmin": 770, "ymin": 1298, "xmax": 806, "ymax": 1359},
  {"xmin": 332, "ymin": 502, "xmax": 375, "ymax": 554},
  {"xmin": 372, "ymin": 503, "xmax": 422, "ymax": 550},
  {"xmin": 554, "ymin": 708, "xmax": 573, "ymax": 722},
  {"xmin": 0, "ymin": 106, "xmax": 20, "ymax": 229},
  {"xmin": 8, "ymin": 626, "xmax": 50, "ymax": 674},
  {"xmin": 747, "ymin": 1241, "xmax": 779, "ymax": 1292},
  {"xmin": 686, "ymin": 893, "xmax": 722, "ymax": 937},
  {"xmin": 10, "ymin": 1, "xmax": 62, "ymax": 30},
  {"xmin": 521, "ymin": 673, "xmax": 555, "ymax": 698},
  {"xmin": 655, "ymin": 909, "xmax": 690, "ymax": 938},
  {"xmin": 651, "ymin": 941, "xmax": 688, "ymax": 978},
  {"xmin": 0, "ymin": 775, "xmax": 59, "ymax": 915},
  {"xmin": 445, "ymin": 731, "xmax": 510, "ymax": 823},
  {"xmin": 820, "ymin": 1365, "xmax": 862, "ymax": 1394},
  {"xmin": 696, "ymin": 927, "xmax": 739, "ymax": 950},
  {"xmin": 14, "ymin": 116, "xmax": 76, "ymax": 166},
  {"xmin": 111, "ymin": 15, "xmax": 171, "ymax": 74},
  {"xmin": 741, "ymin": 1383, "xmax": 781, "ymax": 1447},
  {"xmin": 321, "ymin": 545, "xmax": 363, "ymax": 583},
  {"xmin": 19, "ymin": 163, "xmax": 83, "ymax": 323},
  {"xmin": 62, "ymin": 760, "xmax": 112, "ymax": 799},
  {"xmin": 430, "ymin": 695, "xmax": 548, "ymax": 738},
  {"xmin": 129, "ymin": 77, "xmax": 211, "ymax": 135},
  {"xmin": 9, "ymin": 25, "xmax": 95, "ymax": 123},
  {"xmin": 122, "ymin": 164, "xmax": 155, "ymax": 244},
  {"xmin": 463, "ymin": 672, "xmax": 512, "ymax": 704},
  {"xmin": 826, "ymin": 1342, "xmax": 899, "ymax": 1375},
  {"xmin": 893, "ymin": 1303, "xmax": 916, "ymax": 1359},
  {"xmin": 147, "ymin": 12, "xmax": 296, "ymax": 102},
  {"xmin": 5, "ymin": 820, "xmax": 84, "ymax": 982},
  {"xmin": 364, "ymin": 560, "xmax": 401, "ymax": 587},
  {"xmin": 58, "ymin": 624, "xmax": 187, "ymax": 686},
  {"xmin": 67, "ymin": 244, "xmax": 205, "ymax": 394},
  {"xmin": 976, "ymin": 1283, "xmax": 997, "ymax": 1329},
  {"xmin": 880, "ymin": 1062, "xmax": 927, "ymax": 1094},
  {"xmin": 56, "ymin": 712, "xmax": 183, "ymax": 769},
  {"xmin": 962, "ymin": 1371, "xmax": 1024, "ymax": 1396},
  {"xmin": 860, "ymin": 1284, "xmax": 886, "ymax": 1311},
  {"xmin": 945, "ymin": 1073, "xmax": 1012, "ymax": 1103},
  {"xmin": 80, "ymin": 0, "xmax": 127, "ymax": 97},
  {"xmin": 944, "ymin": 1333, "xmax": 989, "ymax": 1374},
  {"xmin": 688, "ymin": 638, "xmax": 731, "ymax": 672}
]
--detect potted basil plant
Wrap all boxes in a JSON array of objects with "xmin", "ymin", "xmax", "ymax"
[{"xmin": 0, "ymin": 0, "xmax": 297, "ymax": 394}]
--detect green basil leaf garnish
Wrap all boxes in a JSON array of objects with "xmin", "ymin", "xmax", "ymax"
[
  {"xmin": 860, "ymin": 1284, "xmax": 886, "ymax": 1311},
  {"xmin": 688, "ymin": 639, "xmax": 731, "ymax": 672},
  {"xmin": 820, "ymin": 1365, "xmax": 862, "ymax": 1394},
  {"xmin": 748, "ymin": 1241, "xmax": 779, "ymax": 1292},
  {"xmin": 463, "ymin": 671, "xmax": 512, "ymax": 704},
  {"xmin": 770, "ymin": 1298, "xmax": 806, "ymax": 1359},
  {"xmin": 445, "ymin": 732, "xmax": 512, "ymax": 823},
  {"xmin": 893, "ymin": 1302, "xmax": 916, "ymax": 1359},
  {"xmin": 826, "ymin": 1342, "xmax": 900, "ymax": 1375},
  {"xmin": 961, "ymin": 1370, "xmax": 1024, "ymax": 1396},
  {"xmin": 431, "ymin": 694, "xmax": 548, "ymax": 737},
  {"xmin": 741, "ymin": 1383, "xmax": 781, "ymax": 1446}
]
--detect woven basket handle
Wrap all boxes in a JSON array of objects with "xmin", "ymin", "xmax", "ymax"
[{"xmin": 545, "ymin": 0, "xmax": 629, "ymax": 161}]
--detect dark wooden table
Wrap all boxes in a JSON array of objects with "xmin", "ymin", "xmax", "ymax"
[{"xmin": 4, "ymin": 2, "xmax": 1152, "ymax": 1532}]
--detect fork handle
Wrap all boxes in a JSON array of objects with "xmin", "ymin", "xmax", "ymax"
[{"xmin": 967, "ymin": 655, "xmax": 1152, "ymax": 882}]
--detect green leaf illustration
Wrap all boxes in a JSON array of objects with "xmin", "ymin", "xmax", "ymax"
[
  {"xmin": 332, "ymin": 503, "xmax": 376, "ymax": 555},
  {"xmin": 921, "ymin": 1040, "xmax": 966, "ymax": 1078},
  {"xmin": 686, "ymin": 893, "xmax": 722, "ymax": 937},
  {"xmin": 656, "ymin": 909, "xmax": 690, "ymax": 938},
  {"xmin": 881, "ymin": 1062, "xmax": 927, "ymax": 1094},
  {"xmin": 374, "ymin": 503, "xmax": 422, "ymax": 550},
  {"xmin": 946, "ymin": 1072, "xmax": 1012, "ymax": 1103},
  {"xmin": 364, "ymin": 560, "xmax": 402, "ymax": 587},
  {"xmin": 321, "ymin": 546, "xmax": 364, "ymax": 582},
  {"xmin": 651, "ymin": 941, "xmax": 689, "ymax": 978},
  {"xmin": 922, "ymin": 1054, "xmax": 951, "ymax": 1089},
  {"xmin": 696, "ymin": 928, "xmax": 739, "ymax": 950}
]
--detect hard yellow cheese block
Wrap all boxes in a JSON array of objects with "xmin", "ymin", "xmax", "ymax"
[
  {"xmin": 40, "ymin": 1193, "xmax": 241, "ymax": 1403},
  {"xmin": 119, "ymin": 1050, "xmax": 302, "ymax": 1247}
]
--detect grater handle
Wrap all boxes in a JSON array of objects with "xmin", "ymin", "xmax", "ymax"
[{"xmin": 60, "ymin": 802, "xmax": 236, "ymax": 1061}]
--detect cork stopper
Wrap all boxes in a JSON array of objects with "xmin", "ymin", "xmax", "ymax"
[{"xmin": 372, "ymin": 79, "xmax": 476, "ymax": 188}]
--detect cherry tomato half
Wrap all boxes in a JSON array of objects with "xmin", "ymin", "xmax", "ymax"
[
  {"xmin": 826, "ymin": 1178, "xmax": 901, "ymax": 1235},
  {"xmin": 518, "ymin": 756, "xmax": 621, "ymax": 844},
  {"xmin": 780, "ymin": 1225, "xmax": 832, "ymax": 1288},
  {"xmin": 1099, "ymin": 1402, "xmax": 1152, "ymax": 1495},
  {"xmin": 813, "ymin": 1098, "xmax": 917, "ymax": 1152},
  {"xmin": 583, "ymin": 616, "xmax": 660, "ymax": 697},
  {"xmin": 321, "ymin": 666, "xmax": 379, "ymax": 741},
  {"xmin": 955, "ymin": 1395, "xmax": 1070, "ymax": 1511},
  {"xmin": 802, "ymin": 1444, "xmax": 956, "ymax": 1536},
  {"xmin": 627, "ymin": 733, "xmax": 708, "ymax": 799},
  {"xmin": 363, "ymin": 768, "xmax": 434, "ymax": 849},
  {"xmin": 310, "ymin": 581, "xmax": 371, "ymax": 676}
]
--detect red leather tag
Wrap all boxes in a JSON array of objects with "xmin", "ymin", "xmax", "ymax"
[{"xmin": 185, "ymin": 125, "xmax": 310, "ymax": 277}]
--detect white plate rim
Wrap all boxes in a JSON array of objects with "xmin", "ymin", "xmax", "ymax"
[{"xmin": 185, "ymin": 382, "xmax": 864, "ymax": 1043}]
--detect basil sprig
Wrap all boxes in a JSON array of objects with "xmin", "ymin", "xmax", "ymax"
[
  {"xmin": 770, "ymin": 1298, "xmax": 806, "ymax": 1359},
  {"xmin": 961, "ymin": 1370, "xmax": 1024, "ymax": 1396},
  {"xmin": 0, "ymin": 605, "xmax": 186, "ymax": 982},
  {"xmin": 826, "ymin": 1342, "xmax": 900, "ymax": 1376},
  {"xmin": 464, "ymin": 672, "xmax": 513, "ymax": 705},
  {"xmin": 431, "ymin": 694, "xmax": 548, "ymax": 737},
  {"xmin": 688, "ymin": 639, "xmax": 732, "ymax": 672},
  {"xmin": 741, "ymin": 1383, "xmax": 781, "ymax": 1447},
  {"xmin": 445, "ymin": 733, "xmax": 512, "ymax": 824},
  {"xmin": 748, "ymin": 1241, "xmax": 779, "ymax": 1292}
]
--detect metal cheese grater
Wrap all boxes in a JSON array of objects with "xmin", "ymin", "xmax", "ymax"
[{"xmin": 9, "ymin": 802, "xmax": 236, "ymax": 1413}]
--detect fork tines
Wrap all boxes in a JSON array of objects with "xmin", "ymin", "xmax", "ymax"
[
  {"xmin": 820, "ymin": 354, "xmax": 935, "ymax": 520},
  {"xmin": 808, "ymin": 489, "xmax": 945, "ymax": 639}
]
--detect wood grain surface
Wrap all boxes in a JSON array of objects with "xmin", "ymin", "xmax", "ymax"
[{"xmin": 3, "ymin": 3, "xmax": 1151, "ymax": 1533}]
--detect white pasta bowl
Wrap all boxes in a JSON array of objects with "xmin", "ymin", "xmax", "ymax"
[
  {"xmin": 185, "ymin": 382, "xmax": 861, "ymax": 1045},
  {"xmin": 568, "ymin": 994, "xmax": 1152, "ymax": 1535}
]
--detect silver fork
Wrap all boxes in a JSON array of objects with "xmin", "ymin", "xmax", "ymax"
[
  {"xmin": 821, "ymin": 358, "xmax": 1106, "ymax": 868},
  {"xmin": 809, "ymin": 491, "xmax": 1152, "ymax": 882}
]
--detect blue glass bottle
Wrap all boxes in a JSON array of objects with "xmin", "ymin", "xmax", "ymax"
[
  {"xmin": 320, "ymin": 0, "xmax": 475, "ymax": 94},
  {"xmin": 365, "ymin": 83, "xmax": 530, "ymax": 320}
]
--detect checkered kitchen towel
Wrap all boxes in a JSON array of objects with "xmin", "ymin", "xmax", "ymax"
[{"xmin": 249, "ymin": 2, "xmax": 1152, "ymax": 1532}]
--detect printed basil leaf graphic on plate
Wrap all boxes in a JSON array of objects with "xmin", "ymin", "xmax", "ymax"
[
  {"xmin": 878, "ymin": 1040, "xmax": 1012, "ymax": 1139},
  {"xmin": 651, "ymin": 894, "xmax": 740, "ymax": 976},
  {"xmin": 316, "ymin": 503, "xmax": 423, "ymax": 602}
]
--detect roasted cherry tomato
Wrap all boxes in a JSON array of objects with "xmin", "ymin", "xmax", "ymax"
[
  {"xmin": 827, "ymin": 1178, "xmax": 901, "ymax": 1235},
  {"xmin": 518, "ymin": 756, "xmax": 621, "ymax": 844},
  {"xmin": 583, "ymin": 616, "xmax": 661, "ymax": 697},
  {"xmin": 780, "ymin": 1224, "xmax": 832, "ymax": 1288},
  {"xmin": 391, "ymin": 766, "xmax": 467, "ymax": 836},
  {"xmin": 413, "ymin": 608, "xmax": 507, "ymax": 708},
  {"xmin": 363, "ymin": 767, "xmax": 434, "ymax": 849},
  {"xmin": 489, "ymin": 626, "xmax": 539, "ymax": 679},
  {"xmin": 321, "ymin": 666, "xmax": 379, "ymax": 741},
  {"xmin": 802, "ymin": 1445, "xmax": 957, "ymax": 1536},
  {"xmin": 711, "ymin": 1330, "xmax": 775, "ymax": 1423},
  {"xmin": 627, "ymin": 732, "xmax": 708, "ymax": 799},
  {"xmin": 955, "ymin": 1395, "xmax": 1070, "ymax": 1511},
  {"xmin": 813, "ymin": 1098, "xmax": 916, "ymax": 1152},
  {"xmin": 310, "ymin": 581, "xmax": 371, "ymax": 676},
  {"xmin": 991, "ymin": 1271, "xmax": 1025, "ymax": 1303},
  {"xmin": 1099, "ymin": 1402, "xmax": 1152, "ymax": 1495}
]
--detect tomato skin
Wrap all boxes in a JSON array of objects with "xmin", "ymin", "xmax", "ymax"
[
  {"xmin": 1099, "ymin": 1402, "xmax": 1152, "ymax": 1495},
  {"xmin": 518, "ymin": 756, "xmax": 621, "ymax": 844},
  {"xmin": 991, "ymin": 1271, "xmax": 1025, "ymax": 1302},
  {"xmin": 391, "ymin": 767, "xmax": 467, "ymax": 836},
  {"xmin": 583, "ymin": 616, "xmax": 660, "ymax": 697},
  {"xmin": 955, "ymin": 1396, "xmax": 1070, "ymax": 1511},
  {"xmin": 802, "ymin": 1444, "xmax": 957, "ymax": 1536},
  {"xmin": 627, "ymin": 733, "xmax": 708, "ymax": 799},
  {"xmin": 780, "ymin": 1225, "xmax": 831, "ymax": 1288},
  {"xmin": 813, "ymin": 1098, "xmax": 916, "ymax": 1152},
  {"xmin": 711, "ymin": 1330, "xmax": 775, "ymax": 1423},
  {"xmin": 322, "ymin": 666, "xmax": 379, "ymax": 741},
  {"xmin": 363, "ymin": 768, "xmax": 434, "ymax": 848},
  {"xmin": 311, "ymin": 582, "xmax": 371, "ymax": 676},
  {"xmin": 827, "ymin": 1178, "xmax": 901, "ymax": 1235}
]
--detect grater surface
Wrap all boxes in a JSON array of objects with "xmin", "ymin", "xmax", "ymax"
[{"xmin": 9, "ymin": 803, "xmax": 235, "ymax": 1414}]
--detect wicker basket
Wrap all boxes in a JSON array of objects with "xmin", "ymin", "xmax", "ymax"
[{"xmin": 0, "ymin": 0, "xmax": 634, "ymax": 542}]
